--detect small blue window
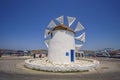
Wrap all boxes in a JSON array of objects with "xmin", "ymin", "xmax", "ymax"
[{"xmin": 66, "ymin": 52, "xmax": 69, "ymax": 56}]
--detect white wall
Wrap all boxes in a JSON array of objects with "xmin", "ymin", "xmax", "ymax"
[{"xmin": 48, "ymin": 30, "xmax": 75, "ymax": 64}]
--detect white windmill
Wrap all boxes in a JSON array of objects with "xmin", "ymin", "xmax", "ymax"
[{"xmin": 44, "ymin": 16, "xmax": 85, "ymax": 64}]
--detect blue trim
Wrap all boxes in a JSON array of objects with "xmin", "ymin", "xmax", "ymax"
[{"xmin": 70, "ymin": 49, "xmax": 74, "ymax": 62}]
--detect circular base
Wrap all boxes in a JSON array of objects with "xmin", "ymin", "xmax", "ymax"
[{"xmin": 24, "ymin": 58, "xmax": 100, "ymax": 72}]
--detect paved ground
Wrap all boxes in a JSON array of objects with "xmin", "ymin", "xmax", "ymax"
[{"xmin": 0, "ymin": 56, "xmax": 120, "ymax": 80}]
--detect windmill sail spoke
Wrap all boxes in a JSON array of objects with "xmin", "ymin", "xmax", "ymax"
[
  {"xmin": 75, "ymin": 44, "xmax": 83, "ymax": 51},
  {"xmin": 45, "ymin": 16, "xmax": 86, "ymax": 49},
  {"xmin": 56, "ymin": 15, "xmax": 64, "ymax": 24},
  {"xmin": 44, "ymin": 39, "xmax": 50, "ymax": 48},
  {"xmin": 47, "ymin": 20, "xmax": 56, "ymax": 28},
  {"xmin": 44, "ymin": 29, "xmax": 50, "ymax": 38},
  {"xmin": 67, "ymin": 16, "xmax": 76, "ymax": 27},
  {"xmin": 75, "ymin": 32, "xmax": 85, "ymax": 42},
  {"xmin": 75, "ymin": 44, "xmax": 83, "ymax": 48},
  {"xmin": 74, "ymin": 22, "xmax": 84, "ymax": 32}
]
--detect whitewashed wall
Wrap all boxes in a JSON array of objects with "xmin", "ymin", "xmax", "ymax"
[{"xmin": 48, "ymin": 30, "xmax": 75, "ymax": 64}]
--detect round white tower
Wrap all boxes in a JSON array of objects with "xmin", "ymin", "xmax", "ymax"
[
  {"xmin": 48, "ymin": 24, "xmax": 75, "ymax": 64},
  {"xmin": 25, "ymin": 16, "xmax": 100, "ymax": 72}
]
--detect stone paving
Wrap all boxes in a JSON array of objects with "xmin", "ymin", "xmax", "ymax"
[
  {"xmin": 24, "ymin": 58, "xmax": 99, "ymax": 72},
  {"xmin": 0, "ymin": 56, "xmax": 120, "ymax": 80}
]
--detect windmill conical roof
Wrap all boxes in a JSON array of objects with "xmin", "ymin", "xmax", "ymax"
[{"xmin": 48, "ymin": 24, "xmax": 75, "ymax": 34}]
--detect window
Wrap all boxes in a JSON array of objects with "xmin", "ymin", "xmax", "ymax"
[
  {"xmin": 51, "ymin": 33, "xmax": 53, "ymax": 38},
  {"xmin": 66, "ymin": 52, "xmax": 69, "ymax": 56}
]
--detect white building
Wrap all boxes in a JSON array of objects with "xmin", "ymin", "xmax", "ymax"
[{"xmin": 48, "ymin": 24, "xmax": 75, "ymax": 64}]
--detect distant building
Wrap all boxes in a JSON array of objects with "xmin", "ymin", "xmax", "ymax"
[
  {"xmin": 76, "ymin": 50, "xmax": 84, "ymax": 57},
  {"xmin": 31, "ymin": 50, "xmax": 48, "ymax": 58}
]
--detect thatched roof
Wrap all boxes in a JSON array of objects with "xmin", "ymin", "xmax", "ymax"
[{"xmin": 48, "ymin": 24, "xmax": 75, "ymax": 34}]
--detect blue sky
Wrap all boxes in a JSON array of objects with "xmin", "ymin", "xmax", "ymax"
[{"xmin": 0, "ymin": 0, "xmax": 120, "ymax": 50}]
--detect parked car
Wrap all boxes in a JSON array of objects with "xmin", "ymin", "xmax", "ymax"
[{"xmin": 110, "ymin": 54, "xmax": 120, "ymax": 58}]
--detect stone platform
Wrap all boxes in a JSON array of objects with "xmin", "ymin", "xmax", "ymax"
[{"xmin": 24, "ymin": 58, "xmax": 100, "ymax": 72}]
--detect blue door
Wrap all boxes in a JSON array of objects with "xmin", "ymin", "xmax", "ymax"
[{"xmin": 70, "ymin": 49, "xmax": 74, "ymax": 62}]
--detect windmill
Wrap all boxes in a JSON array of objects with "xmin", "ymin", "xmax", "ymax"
[
  {"xmin": 24, "ymin": 16, "xmax": 100, "ymax": 72},
  {"xmin": 44, "ymin": 16, "xmax": 85, "ymax": 64}
]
